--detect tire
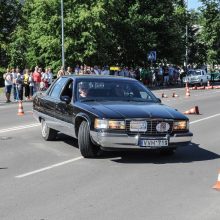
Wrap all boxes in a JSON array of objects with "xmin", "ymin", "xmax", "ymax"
[
  {"xmin": 159, "ymin": 148, "xmax": 176, "ymax": 156},
  {"xmin": 78, "ymin": 121, "xmax": 99, "ymax": 158},
  {"xmin": 41, "ymin": 119, "xmax": 57, "ymax": 141}
]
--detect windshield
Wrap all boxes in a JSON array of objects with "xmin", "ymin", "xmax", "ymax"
[
  {"xmin": 187, "ymin": 70, "xmax": 201, "ymax": 76},
  {"xmin": 76, "ymin": 79, "xmax": 158, "ymax": 102}
]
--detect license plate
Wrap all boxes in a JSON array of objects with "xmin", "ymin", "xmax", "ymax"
[
  {"xmin": 130, "ymin": 121, "xmax": 147, "ymax": 132},
  {"xmin": 140, "ymin": 139, "xmax": 168, "ymax": 147}
]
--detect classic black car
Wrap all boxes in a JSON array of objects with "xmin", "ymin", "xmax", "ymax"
[{"xmin": 33, "ymin": 75, "xmax": 193, "ymax": 158}]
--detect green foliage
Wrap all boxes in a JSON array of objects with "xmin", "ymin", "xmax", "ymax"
[
  {"xmin": 1, "ymin": 0, "xmax": 219, "ymax": 69},
  {"xmin": 0, "ymin": 0, "xmax": 22, "ymax": 66},
  {"xmin": 199, "ymin": 0, "xmax": 220, "ymax": 65}
]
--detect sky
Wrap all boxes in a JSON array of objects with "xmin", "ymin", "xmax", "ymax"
[{"xmin": 188, "ymin": 0, "xmax": 202, "ymax": 10}]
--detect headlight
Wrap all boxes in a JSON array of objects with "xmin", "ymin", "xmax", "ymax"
[
  {"xmin": 173, "ymin": 121, "xmax": 189, "ymax": 130},
  {"xmin": 94, "ymin": 119, "xmax": 125, "ymax": 130}
]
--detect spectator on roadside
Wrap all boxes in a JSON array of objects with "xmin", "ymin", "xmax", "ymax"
[
  {"xmin": 57, "ymin": 66, "xmax": 65, "ymax": 78},
  {"xmin": 47, "ymin": 68, "xmax": 53, "ymax": 87},
  {"xmin": 11, "ymin": 68, "xmax": 19, "ymax": 101},
  {"xmin": 33, "ymin": 66, "xmax": 41, "ymax": 93},
  {"xmin": 94, "ymin": 65, "xmax": 101, "ymax": 75},
  {"xmin": 3, "ymin": 68, "xmax": 13, "ymax": 103},
  {"xmin": 29, "ymin": 72, "xmax": 34, "ymax": 100},
  {"xmin": 23, "ymin": 69, "xmax": 30, "ymax": 100},
  {"xmin": 41, "ymin": 68, "xmax": 49, "ymax": 89},
  {"xmin": 163, "ymin": 65, "xmax": 169, "ymax": 86},
  {"xmin": 66, "ymin": 66, "xmax": 73, "ymax": 75},
  {"xmin": 16, "ymin": 69, "xmax": 24, "ymax": 101},
  {"xmin": 74, "ymin": 65, "xmax": 80, "ymax": 74}
]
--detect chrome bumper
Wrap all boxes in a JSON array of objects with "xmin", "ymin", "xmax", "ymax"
[{"xmin": 90, "ymin": 131, "xmax": 193, "ymax": 149}]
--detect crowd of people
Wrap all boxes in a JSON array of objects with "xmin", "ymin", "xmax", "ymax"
[
  {"xmin": 3, "ymin": 66, "xmax": 53, "ymax": 103},
  {"xmin": 4, "ymin": 63, "xmax": 217, "ymax": 103}
]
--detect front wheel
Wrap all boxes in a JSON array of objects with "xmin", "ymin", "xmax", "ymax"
[
  {"xmin": 78, "ymin": 121, "xmax": 100, "ymax": 158},
  {"xmin": 41, "ymin": 119, "xmax": 57, "ymax": 141}
]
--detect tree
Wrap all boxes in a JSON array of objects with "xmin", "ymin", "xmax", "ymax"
[
  {"xmin": 199, "ymin": 0, "xmax": 220, "ymax": 66},
  {"xmin": 0, "ymin": 0, "xmax": 21, "ymax": 67}
]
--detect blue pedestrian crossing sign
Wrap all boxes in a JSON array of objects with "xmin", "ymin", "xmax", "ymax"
[{"xmin": 148, "ymin": 51, "xmax": 156, "ymax": 61}]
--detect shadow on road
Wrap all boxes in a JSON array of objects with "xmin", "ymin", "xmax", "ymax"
[
  {"xmin": 58, "ymin": 133, "xmax": 220, "ymax": 164},
  {"xmin": 109, "ymin": 142, "xmax": 220, "ymax": 164}
]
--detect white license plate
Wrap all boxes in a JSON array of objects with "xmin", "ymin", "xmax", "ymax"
[
  {"xmin": 140, "ymin": 139, "xmax": 168, "ymax": 147},
  {"xmin": 130, "ymin": 121, "xmax": 147, "ymax": 132}
]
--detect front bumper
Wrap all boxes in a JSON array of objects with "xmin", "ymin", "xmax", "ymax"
[{"xmin": 90, "ymin": 131, "xmax": 193, "ymax": 150}]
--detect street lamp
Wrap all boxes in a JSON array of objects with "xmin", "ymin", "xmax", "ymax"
[
  {"xmin": 61, "ymin": 0, "xmax": 65, "ymax": 68},
  {"xmin": 185, "ymin": 0, "xmax": 188, "ymax": 70}
]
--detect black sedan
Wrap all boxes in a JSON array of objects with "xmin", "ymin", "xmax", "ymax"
[{"xmin": 33, "ymin": 75, "xmax": 193, "ymax": 158}]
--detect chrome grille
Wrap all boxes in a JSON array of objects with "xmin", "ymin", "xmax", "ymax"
[{"xmin": 125, "ymin": 119, "xmax": 173, "ymax": 135}]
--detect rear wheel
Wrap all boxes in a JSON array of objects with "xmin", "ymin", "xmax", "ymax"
[
  {"xmin": 41, "ymin": 119, "xmax": 57, "ymax": 141},
  {"xmin": 78, "ymin": 121, "xmax": 99, "ymax": 158}
]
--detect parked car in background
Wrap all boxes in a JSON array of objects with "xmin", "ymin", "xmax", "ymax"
[
  {"xmin": 33, "ymin": 75, "xmax": 193, "ymax": 158},
  {"xmin": 183, "ymin": 69, "xmax": 211, "ymax": 85}
]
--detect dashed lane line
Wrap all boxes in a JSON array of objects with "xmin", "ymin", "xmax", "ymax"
[
  {"xmin": 0, "ymin": 123, "xmax": 40, "ymax": 134},
  {"xmin": 13, "ymin": 113, "xmax": 220, "ymax": 179},
  {"xmin": 190, "ymin": 113, "xmax": 220, "ymax": 125},
  {"xmin": 15, "ymin": 157, "xmax": 83, "ymax": 178}
]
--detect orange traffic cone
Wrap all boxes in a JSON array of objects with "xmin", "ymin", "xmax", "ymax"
[
  {"xmin": 185, "ymin": 86, "xmax": 190, "ymax": 97},
  {"xmin": 17, "ymin": 101, "xmax": 24, "ymax": 116},
  {"xmin": 213, "ymin": 170, "xmax": 220, "ymax": 191},
  {"xmin": 183, "ymin": 106, "xmax": 200, "ymax": 115},
  {"xmin": 207, "ymin": 81, "xmax": 210, "ymax": 86},
  {"xmin": 172, "ymin": 92, "xmax": 179, "ymax": 98},
  {"xmin": 161, "ymin": 93, "xmax": 168, "ymax": 98}
]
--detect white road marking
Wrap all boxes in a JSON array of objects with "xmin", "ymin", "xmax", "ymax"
[
  {"xmin": 10, "ymin": 112, "xmax": 220, "ymax": 179},
  {"xmin": 15, "ymin": 156, "xmax": 83, "ymax": 178},
  {"xmin": 190, "ymin": 113, "xmax": 220, "ymax": 125},
  {"xmin": 0, "ymin": 123, "xmax": 40, "ymax": 134}
]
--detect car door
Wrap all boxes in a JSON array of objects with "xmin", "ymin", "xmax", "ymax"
[
  {"xmin": 55, "ymin": 79, "xmax": 77, "ymax": 137},
  {"xmin": 46, "ymin": 77, "xmax": 69, "ymax": 131}
]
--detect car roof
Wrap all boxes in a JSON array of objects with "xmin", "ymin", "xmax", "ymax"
[{"xmin": 61, "ymin": 74, "xmax": 136, "ymax": 81}]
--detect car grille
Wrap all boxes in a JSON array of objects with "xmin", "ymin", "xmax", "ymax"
[{"xmin": 125, "ymin": 119, "xmax": 173, "ymax": 135}]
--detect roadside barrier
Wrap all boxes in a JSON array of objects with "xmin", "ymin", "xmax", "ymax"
[
  {"xmin": 17, "ymin": 101, "xmax": 24, "ymax": 116},
  {"xmin": 183, "ymin": 106, "xmax": 200, "ymax": 115},
  {"xmin": 213, "ymin": 85, "xmax": 220, "ymax": 89},
  {"xmin": 205, "ymin": 85, "xmax": 213, "ymax": 90},
  {"xmin": 213, "ymin": 170, "xmax": 220, "ymax": 191}
]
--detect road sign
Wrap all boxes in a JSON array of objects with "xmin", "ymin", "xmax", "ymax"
[{"xmin": 148, "ymin": 51, "xmax": 156, "ymax": 61}]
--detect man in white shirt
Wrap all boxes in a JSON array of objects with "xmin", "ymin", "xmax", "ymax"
[{"xmin": 3, "ymin": 68, "xmax": 13, "ymax": 103}]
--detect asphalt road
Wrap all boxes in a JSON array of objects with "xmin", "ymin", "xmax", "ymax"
[{"xmin": 0, "ymin": 87, "xmax": 220, "ymax": 220}]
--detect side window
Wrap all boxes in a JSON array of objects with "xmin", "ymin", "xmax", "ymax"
[
  {"xmin": 60, "ymin": 80, "xmax": 73, "ymax": 100},
  {"xmin": 49, "ymin": 77, "xmax": 68, "ymax": 99}
]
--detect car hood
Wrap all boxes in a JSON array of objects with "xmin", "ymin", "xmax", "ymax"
[{"xmin": 80, "ymin": 102, "xmax": 187, "ymax": 120}]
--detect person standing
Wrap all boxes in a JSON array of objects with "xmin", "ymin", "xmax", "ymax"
[
  {"xmin": 33, "ymin": 66, "xmax": 41, "ymax": 93},
  {"xmin": 3, "ymin": 68, "xmax": 13, "ymax": 103},
  {"xmin": 29, "ymin": 72, "xmax": 34, "ymax": 100},
  {"xmin": 23, "ymin": 69, "xmax": 30, "ymax": 100},
  {"xmin": 16, "ymin": 69, "xmax": 24, "ymax": 101},
  {"xmin": 66, "ymin": 66, "xmax": 73, "ymax": 75},
  {"xmin": 11, "ymin": 68, "xmax": 18, "ymax": 101},
  {"xmin": 47, "ymin": 68, "xmax": 53, "ymax": 87},
  {"xmin": 57, "ymin": 66, "xmax": 65, "ymax": 78}
]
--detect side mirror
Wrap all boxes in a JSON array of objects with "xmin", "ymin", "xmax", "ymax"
[
  {"xmin": 60, "ymin": 96, "xmax": 71, "ymax": 104},
  {"xmin": 157, "ymin": 98, "xmax": 162, "ymax": 103}
]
